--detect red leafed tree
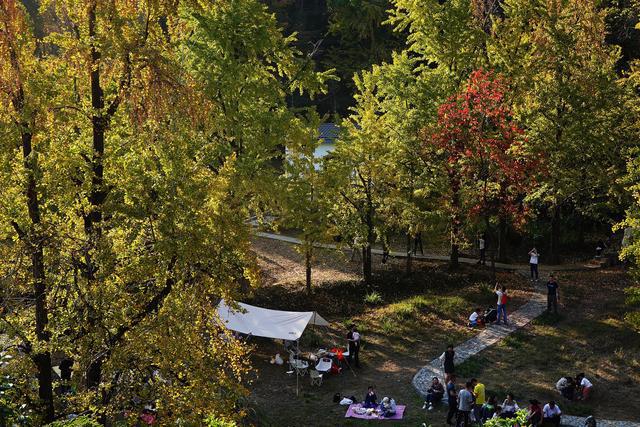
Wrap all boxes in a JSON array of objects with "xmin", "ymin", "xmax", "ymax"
[{"xmin": 422, "ymin": 69, "xmax": 536, "ymax": 268}]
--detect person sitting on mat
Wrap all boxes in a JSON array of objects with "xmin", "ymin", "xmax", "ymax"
[
  {"xmin": 363, "ymin": 385, "xmax": 378, "ymax": 408},
  {"xmin": 379, "ymin": 397, "xmax": 397, "ymax": 417}
]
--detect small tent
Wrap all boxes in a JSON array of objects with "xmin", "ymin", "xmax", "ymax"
[{"xmin": 216, "ymin": 299, "xmax": 329, "ymax": 341}]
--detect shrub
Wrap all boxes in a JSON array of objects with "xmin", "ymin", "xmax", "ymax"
[
  {"xmin": 47, "ymin": 416, "xmax": 101, "ymax": 427},
  {"xmin": 364, "ymin": 291, "xmax": 383, "ymax": 305},
  {"xmin": 482, "ymin": 409, "xmax": 527, "ymax": 426}
]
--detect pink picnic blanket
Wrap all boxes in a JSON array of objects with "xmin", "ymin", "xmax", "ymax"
[{"xmin": 344, "ymin": 404, "xmax": 406, "ymax": 420}]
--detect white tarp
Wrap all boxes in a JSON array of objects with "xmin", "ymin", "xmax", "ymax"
[{"xmin": 216, "ymin": 299, "xmax": 329, "ymax": 341}]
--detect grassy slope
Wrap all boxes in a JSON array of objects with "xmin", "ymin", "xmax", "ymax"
[
  {"xmin": 246, "ymin": 237, "xmax": 534, "ymax": 426},
  {"xmin": 454, "ymin": 269, "xmax": 640, "ymax": 422}
]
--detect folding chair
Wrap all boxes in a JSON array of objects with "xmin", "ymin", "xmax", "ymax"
[
  {"xmin": 315, "ymin": 357, "xmax": 332, "ymax": 374},
  {"xmin": 310, "ymin": 369, "xmax": 323, "ymax": 386},
  {"xmin": 289, "ymin": 351, "xmax": 308, "ymax": 376}
]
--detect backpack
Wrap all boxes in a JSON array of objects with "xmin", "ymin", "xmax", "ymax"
[
  {"xmin": 500, "ymin": 293, "xmax": 508, "ymax": 305},
  {"xmin": 333, "ymin": 393, "xmax": 341, "ymax": 403}
]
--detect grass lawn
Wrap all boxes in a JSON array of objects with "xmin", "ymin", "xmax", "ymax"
[
  {"xmin": 453, "ymin": 269, "xmax": 640, "ymax": 423},
  {"xmin": 245, "ymin": 237, "xmax": 534, "ymax": 426}
]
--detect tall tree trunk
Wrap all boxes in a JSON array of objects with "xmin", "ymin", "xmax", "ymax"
[
  {"xmin": 362, "ymin": 245, "xmax": 372, "ymax": 286},
  {"xmin": 405, "ymin": 233, "xmax": 412, "ymax": 275},
  {"xmin": 85, "ymin": 3, "xmax": 106, "ymax": 397},
  {"xmin": 305, "ymin": 247, "xmax": 312, "ymax": 294},
  {"xmin": 550, "ymin": 204, "xmax": 561, "ymax": 265},
  {"xmin": 23, "ymin": 131, "xmax": 54, "ymax": 423},
  {"xmin": 6, "ymin": 26, "xmax": 54, "ymax": 421},
  {"xmin": 497, "ymin": 216, "xmax": 507, "ymax": 262},
  {"xmin": 450, "ymin": 177, "xmax": 460, "ymax": 269}
]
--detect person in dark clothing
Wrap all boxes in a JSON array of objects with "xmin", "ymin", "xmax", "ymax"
[
  {"xmin": 446, "ymin": 375, "xmax": 458, "ymax": 425},
  {"xmin": 59, "ymin": 358, "xmax": 73, "ymax": 381},
  {"xmin": 364, "ymin": 385, "xmax": 377, "ymax": 408},
  {"xmin": 441, "ymin": 344, "xmax": 455, "ymax": 383},
  {"xmin": 413, "ymin": 233, "xmax": 423, "ymax": 255},
  {"xmin": 546, "ymin": 274, "xmax": 559, "ymax": 314},
  {"xmin": 422, "ymin": 376, "xmax": 445, "ymax": 410},
  {"xmin": 347, "ymin": 325, "xmax": 360, "ymax": 367}
]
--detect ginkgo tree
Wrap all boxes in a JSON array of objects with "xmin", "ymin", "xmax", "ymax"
[{"xmin": 0, "ymin": 0, "xmax": 330, "ymax": 424}]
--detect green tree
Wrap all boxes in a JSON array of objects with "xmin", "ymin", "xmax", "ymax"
[
  {"xmin": 0, "ymin": 0, "xmax": 330, "ymax": 423},
  {"xmin": 489, "ymin": 0, "xmax": 630, "ymax": 262},
  {"xmin": 277, "ymin": 113, "xmax": 330, "ymax": 293}
]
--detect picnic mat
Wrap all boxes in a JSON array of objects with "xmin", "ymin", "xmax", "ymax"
[{"xmin": 344, "ymin": 404, "xmax": 406, "ymax": 420}]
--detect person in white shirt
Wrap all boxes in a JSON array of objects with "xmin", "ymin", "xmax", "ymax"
[
  {"xmin": 477, "ymin": 234, "xmax": 486, "ymax": 265},
  {"xmin": 468, "ymin": 308, "xmax": 483, "ymax": 327},
  {"xmin": 528, "ymin": 248, "xmax": 540, "ymax": 281},
  {"xmin": 576, "ymin": 373, "xmax": 593, "ymax": 400},
  {"xmin": 501, "ymin": 393, "xmax": 519, "ymax": 418},
  {"xmin": 494, "ymin": 284, "xmax": 508, "ymax": 324},
  {"xmin": 542, "ymin": 400, "xmax": 562, "ymax": 426}
]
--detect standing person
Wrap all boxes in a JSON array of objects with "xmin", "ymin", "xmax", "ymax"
[
  {"xmin": 546, "ymin": 274, "xmax": 560, "ymax": 314},
  {"xmin": 446, "ymin": 375, "xmax": 458, "ymax": 425},
  {"xmin": 494, "ymin": 284, "xmax": 508, "ymax": 325},
  {"xmin": 542, "ymin": 400, "xmax": 562, "ymax": 426},
  {"xmin": 440, "ymin": 344, "xmax": 456, "ymax": 383},
  {"xmin": 477, "ymin": 234, "xmax": 486, "ymax": 265},
  {"xmin": 471, "ymin": 378, "xmax": 485, "ymax": 421},
  {"xmin": 528, "ymin": 248, "xmax": 540, "ymax": 281},
  {"xmin": 456, "ymin": 381, "xmax": 475, "ymax": 427},
  {"xmin": 347, "ymin": 325, "xmax": 360, "ymax": 368}
]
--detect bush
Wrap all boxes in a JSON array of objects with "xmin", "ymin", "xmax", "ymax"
[
  {"xmin": 47, "ymin": 416, "xmax": 101, "ymax": 427},
  {"xmin": 205, "ymin": 416, "xmax": 237, "ymax": 427},
  {"xmin": 482, "ymin": 409, "xmax": 527, "ymax": 426},
  {"xmin": 364, "ymin": 291, "xmax": 383, "ymax": 305}
]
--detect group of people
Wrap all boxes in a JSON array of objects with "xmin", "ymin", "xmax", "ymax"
[
  {"xmin": 556, "ymin": 373, "xmax": 594, "ymax": 401},
  {"xmin": 468, "ymin": 272, "xmax": 561, "ymax": 328},
  {"xmin": 468, "ymin": 284, "xmax": 509, "ymax": 328},
  {"xmin": 422, "ymin": 374, "xmax": 564, "ymax": 426},
  {"xmin": 434, "ymin": 345, "xmax": 589, "ymax": 426},
  {"xmin": 362, "ymin": 386, "xmax": 397, "ymax": 417}
]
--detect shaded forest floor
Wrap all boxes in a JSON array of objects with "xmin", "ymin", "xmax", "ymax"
[
  {"xmin": 245, "ymin": 238, "xmax": 639, "ymax": 426},
  {"xmin": 245, "ymin": 237, "xmax": 534, "ymax": 426}
]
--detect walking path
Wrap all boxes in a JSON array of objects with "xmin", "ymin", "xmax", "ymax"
[{"xmin": 255, "ymin": 231, "xmax": 597, "ymax": 272}]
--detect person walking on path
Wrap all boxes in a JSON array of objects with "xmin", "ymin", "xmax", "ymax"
[
  {"xmin": 445, "ymin": 375, "xmax": 458, "ymax": 425},
  {"xmin": 456, "ymin": 381, "xmax": 475, "ymax": 427},
  {"xmin": 529, "ymin": 248, "xmax": 540, "ymax": 281},
  {"xmin": 440, "ymin": 344, "xmax": 456, "ymax": 383},
  {"xmin": 546, "ymin": 274, "xmax": 559, "ymax": 314},
  {"xmin": 494, "ymin": 284, "xmax": 508, "ymax": 324},
  {"xmin": 477, "ymin": 234, "xmax": 486, "ymax": 265}
]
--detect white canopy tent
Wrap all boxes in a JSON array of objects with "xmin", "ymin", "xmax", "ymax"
[{"xmin": 216, "ymin": 299, "xmax": 329, "ymax": 341}]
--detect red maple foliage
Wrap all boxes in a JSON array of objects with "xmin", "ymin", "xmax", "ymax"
[{"xmin": 422, "ymin": 69, "xmax": 537, "ymax": 254}]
